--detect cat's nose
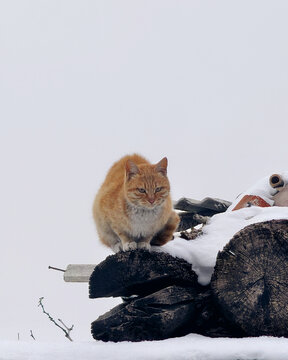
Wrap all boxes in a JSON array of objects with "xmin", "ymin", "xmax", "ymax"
[{"xmin": 148, "ymin": 197, "xmax": 155, "ymax": 204}]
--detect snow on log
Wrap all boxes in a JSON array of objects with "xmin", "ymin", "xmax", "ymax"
[{"xmin": 211, "ymin": 219, "xmax": 288, "ymax": 337}]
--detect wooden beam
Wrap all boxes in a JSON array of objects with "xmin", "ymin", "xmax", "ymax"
[{"xmin": 64, "ymin": 264, "xmax": 96, "ymax": 283}]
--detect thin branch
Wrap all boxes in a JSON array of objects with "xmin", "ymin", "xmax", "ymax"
[
  {"xmin": 58, "ymin": 319, "xmax": 74, "ymax": 334},
  {"xmin": 38, "ymin": 297, "xmax": 73, "ymax": 341},
  {"xmin": 30, "ymin": 330, "xmax": 36, "ymax": 340}
]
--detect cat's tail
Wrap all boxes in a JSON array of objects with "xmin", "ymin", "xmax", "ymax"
[{"xmin": 151, "ymin": 211, "xmax": 180, "ymax": 246}]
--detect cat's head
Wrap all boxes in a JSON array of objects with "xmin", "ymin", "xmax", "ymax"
[{"xmin": 124, "ymin": 157, "xmax": 171, "ymax": 208}]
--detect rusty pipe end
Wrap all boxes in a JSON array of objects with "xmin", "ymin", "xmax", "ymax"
[{"xmin": 269, "ymin": 174, "xmax": 284, "ymax": 189}]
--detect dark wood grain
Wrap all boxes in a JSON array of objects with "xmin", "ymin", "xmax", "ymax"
[
  {"xmin": 89, "ymin": 250, "xmax": 198, "ymax": 298},
  {"xmin": 211, "ymin": 219, "xmax": 288, "ymax": 337}
]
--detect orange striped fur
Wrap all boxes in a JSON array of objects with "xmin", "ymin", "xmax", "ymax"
[{"xmin": 93, "ymin": 154, "xmax": 180, "ymax": 252}]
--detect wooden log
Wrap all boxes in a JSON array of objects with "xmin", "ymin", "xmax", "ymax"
[
  {"xmin": 89, "ymin": 250, "xmax": 198, "ymax": 298},
  {"xmin": 89, "ymin": 250, "xmax": 244, "ymax": 341},
  {"xmin": 91, "ymin": 285, "xmax": 198, "ymax": 342},
  {"xmin": 174, "ymin": 197, "xmax": 231, "ymax": 216},
  {"xmin": 64, "ymin": 264, "xmax": 96, "ymax": 282},
  {"xmin": 177, "ymin": 212, "xmax": 209, "ymax": 231},
  {"xmin": 211, "ymin": 219, "xmax": 288, "ymax": 337},
  {"xmin": 91, "ymin": 285, "xmax": 244, "ymax": 342}
]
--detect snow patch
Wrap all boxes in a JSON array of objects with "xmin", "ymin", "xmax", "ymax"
[
  {"xmin": 162, "ymin": 172, "xmax": 288, "ymax": 285},
  {"xmin": 2, "ymin": 335, "xmax": 288, "ymax": 360}
]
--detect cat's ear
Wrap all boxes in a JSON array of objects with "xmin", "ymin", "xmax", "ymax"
[
  {"xmin": 126, "ymin": 160, "xmax": 140, "ymax": 181},
  {"xmin": 155, "ymin": 157, "xmax": 168, "ymax": 176}
]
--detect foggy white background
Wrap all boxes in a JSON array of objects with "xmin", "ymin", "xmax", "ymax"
[{"xmin": 1, "ymin": 0, "xmax": 288, "ymax": 342}]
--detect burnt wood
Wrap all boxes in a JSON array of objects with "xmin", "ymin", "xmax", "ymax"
[
  {"xmin": 89, "ymin": 250, "xmax": 198, "ymax": 299},
  {"xmin": 177, "ymin": 212, "xmax": 209, "ymax": 231},
  {"xmin": 91, "ymin": 285, "xmax": 243, "ymax": 342},
  {"xmin": 91, "ymin": 286, "xmax": 198, "ymax": 342},
  {"xmin": 211, "ymin": 219, "xmax": 288, "ymax": 337},
  {"xmin": 89, "ymin": 250, "xmax": 243, "ymax": 342},
  {"xmin": 89, "ymin": 219, "xmax": 288, "ymax": 342},
  {"xmin": 180, "ymin": 228, "xmax": 203, "ymax": 240},
  {"xmin": 174, "ymin": 197, "xmax": 232, "ymax": 216}
]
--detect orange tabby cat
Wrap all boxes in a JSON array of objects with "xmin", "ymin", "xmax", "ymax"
[{"xmin": 93, "ymin": 154, "xmax": 180, "ymax": 252}]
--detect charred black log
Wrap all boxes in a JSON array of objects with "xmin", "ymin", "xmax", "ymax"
[
  {"xmin": 180, "ymin": 228, "xmax": 203, "ymax": 240},
  {"xmin": 89, "ymin": 250, "xmax": 198, "ymax": 298},
  {"xmin": 190, "ymin": 289, "xmax": 245, "ymax": 338},
  {"xmin": 175, "ymin": 197, "xmax": 231, "ymax": 232},
  {"xmin": 89, "ymin": 250, "xmax": 243, "ymax": 342},
  {"xmin": 177, "ymin": 212, "xmax": 209, "ymax": 232},
  {"xmin": 91, "ymin": 286, "xmax": 198, "ymax": 342},
  {"xmin": 211, "ymin": 219, "xmax": 288, "ymax": 337},
  {"xmin": 174, "ymin": 197, "xmax": 231, "ymax": 216},
  {"xmin": 91, "ymin": 285, "xmax": 244, "ymax": 342}
]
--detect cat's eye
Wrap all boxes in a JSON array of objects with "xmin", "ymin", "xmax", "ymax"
[
  {"xmin": 155, "ymin": 187, "xmax": 162, "ymax": 193},
  {"xmin": 137, "ymin": 188, "xmax": 146, "ymax": 193}
]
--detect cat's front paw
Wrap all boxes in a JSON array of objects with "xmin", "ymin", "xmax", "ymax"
[
  {"xmin": 111, "ymin": 242, "xmax": 123, "ymax": 253},
  {"xmin": 137, "ymin": 242, "xmax": 151, "ymax": 251},
  {"xmin": 122, "ymin": 241, "xmax": 137, "ymax": 251}
]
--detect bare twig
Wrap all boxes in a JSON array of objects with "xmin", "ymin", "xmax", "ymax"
[
  {"xmin": 58, "ymin": 319, "xmax": 74, "ymax": 334},
  {"xmin": 30, "ymin": 330, "xmax": 36, "ymax": 340},
  {"xmin": 38, "ymin": 297, "xmax": 74, "ymax": 341}
]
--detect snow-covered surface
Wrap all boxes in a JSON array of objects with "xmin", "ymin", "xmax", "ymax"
[
  {"xmin": 3, "ymin": 334, "xmax": 288, "ymax": 360},
  {"xmin": 162, "ymin": 172, "xmax": 288, "ymax": 285},
  {"xmin": 229, "ymin": 171, "xmax": 288, "ymax": 208},
  {"xmin": 2, "ymin": 174, "xmax": 288, "ymax": 359}
]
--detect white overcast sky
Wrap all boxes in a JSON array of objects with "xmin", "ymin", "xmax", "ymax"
[{"xmin": 1, "ymin": 0, "xmax": 288, "ymax": 342}]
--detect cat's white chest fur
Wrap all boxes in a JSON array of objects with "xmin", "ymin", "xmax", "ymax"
[{"xmin": 128, "ymin": 204, "xmax": 163, "ymax": 238}]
